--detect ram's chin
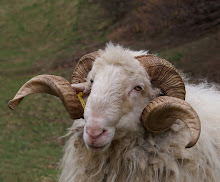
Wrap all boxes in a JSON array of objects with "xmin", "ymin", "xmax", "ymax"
[{"xmin": 86, "ymin": 143, "xmax": 111, "ymax": 153}]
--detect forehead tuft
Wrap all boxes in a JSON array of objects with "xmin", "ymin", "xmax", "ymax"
[{"xmin": 92, "ymin": 43, "xmax": 148, "ymax": 74}]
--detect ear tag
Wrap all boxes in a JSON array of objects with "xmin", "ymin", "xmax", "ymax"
[{"xmin": 77, "ymin": 92, "xmax": 85, "ymax": 109}]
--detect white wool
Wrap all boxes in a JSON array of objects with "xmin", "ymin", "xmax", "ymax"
[
  {"xmin": 59, "ymin": 44, "xmax": 220, "ymax": 182},
  {"xmin": 98, "ymin": 43, "xmax": 149, "ymax": 60}
]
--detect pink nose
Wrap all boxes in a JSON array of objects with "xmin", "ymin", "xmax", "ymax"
[{"xmin": 86, "ymin": 126, "xmax": 105, "ymax": 139}]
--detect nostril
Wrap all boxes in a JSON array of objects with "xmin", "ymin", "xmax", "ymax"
[
  {"xmin": 88, "ymin": 130, "xmax": 104, "ymax": 139},
  {"xmin": 86, "ymin": 127, "xmax": 106, "ymax": 139}
]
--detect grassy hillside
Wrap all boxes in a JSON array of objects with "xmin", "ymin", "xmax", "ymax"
[
  {"xmin": 0, "ymin": 0, "xmax": 111, "ymax": 181},
  {"xmin": 0, "ymin": 0, "xmax": 111, "ymax": 76},
  {"xmin": 0, "ymin": 0, "xmax": 219, "ymax": 181}
]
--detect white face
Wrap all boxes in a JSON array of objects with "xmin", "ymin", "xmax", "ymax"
[{"xmin": 83, "ymin": 64, "xmax": 154, "ymax": 153}]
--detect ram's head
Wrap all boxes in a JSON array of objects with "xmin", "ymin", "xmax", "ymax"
[{"xmin": 9, "ymin": 44, "xmax": 201, "ymax": 153}]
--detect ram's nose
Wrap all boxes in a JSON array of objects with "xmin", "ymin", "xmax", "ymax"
[{"xmin": 86, "ymin": 126, "xmax": 106, "ymax": 139}]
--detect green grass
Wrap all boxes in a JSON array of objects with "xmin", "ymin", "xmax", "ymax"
[
  {"xmin": 0, "ymin": 0, "xmax": 111, "ymax": 73},
  {"xmin": 0, "ymin": 74, "xmax": 72, "ymax": 181},
  {"xmin": 0, "ymin": 0, "xmax": 111, "ymax": 181},
  {"xmin": 0, "ymin": 0, "xmax": 218, "ymax": 180}
]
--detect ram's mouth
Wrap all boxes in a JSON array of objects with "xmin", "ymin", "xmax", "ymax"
[{"xmin": 88, "ymin": 144, "xmax": 109, "ymax": 152}]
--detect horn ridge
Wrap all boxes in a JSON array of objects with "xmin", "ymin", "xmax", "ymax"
[
  {"xmin": 136, "ymin": 55, "xmax": 185, "ymax": 100},
  {"xmin": 71, "ymin": 51, "xmax": 98, "ymax": 84},
  {"xmin": 137, "ymin": 55, "xmax": 201, "ymax": 147},
  {"xmin": 141, "ymin": 96, "xmax": 201, "ymax": 148},
  {"xmin": 8, "ymin": 74, "xmax": 83, "ymax": 119}
]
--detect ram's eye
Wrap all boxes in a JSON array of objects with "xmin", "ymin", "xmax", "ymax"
[
  {"xmin": 90, "ymin": 79, "xmax": 93, "ymax": 83},
  {"xmin": 134, "ymin": 86, "xmax": 142, "ymax": 91}
]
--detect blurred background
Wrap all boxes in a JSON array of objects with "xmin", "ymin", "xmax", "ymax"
[{"xmin": 0, "ymin": 0, "xmax": 219, "ymax": 181}]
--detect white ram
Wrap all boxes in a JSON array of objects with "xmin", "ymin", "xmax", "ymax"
[{"xmin": 9, "ymin": 43, "xmax": 220, "ymax": 182}]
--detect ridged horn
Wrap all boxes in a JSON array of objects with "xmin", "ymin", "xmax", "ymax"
[
  {"xmin": 136, "ymin": 55, "xmax": 185, "ymax": 100},
  {"xmin": 141, "ymin": 96, "xmax": 201, "ymax": 148},
  {"xmin": 136, "ymin": 55, "xmax": 201, "ymax": 148},
  {"xmin": 8, "ymin": 75, "xmax": 83, "ymax": 119},
  {"xmin": 71, "ymin": 52, "xmax": 98, "ymax": 84}
]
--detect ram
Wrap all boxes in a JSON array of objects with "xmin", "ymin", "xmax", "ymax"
[{"xmin": 9, "ymin": 44, "xmax": 220, "ymax": 182}]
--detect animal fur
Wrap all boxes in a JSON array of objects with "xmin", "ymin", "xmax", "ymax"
[{"xmin": 59, "ymin": 44, "xmax": 220, "ymax": 182}]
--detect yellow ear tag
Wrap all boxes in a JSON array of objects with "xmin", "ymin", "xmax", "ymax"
[{"xmin": 77, "ymin": 92, "xmax": 85, "ymax": 109}]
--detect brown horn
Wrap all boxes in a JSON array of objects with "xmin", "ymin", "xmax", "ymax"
[
  {"xmin": 136, "ymin": 55, "xmax": 185, "ymax": 100},
  {"xmin": 136, "ymin": 55, "xmax": 201, "ymax": 148},
  {"xmin": 8, "ymin": 75, "xmax": 83, "ymax": 119},
  {"xmin": 71, "ymin": 52, "xmax": 98, "ymax": 84},
  {"xmin": 141, "ymin": 96, "xmax": 201, "ymax": 148}
]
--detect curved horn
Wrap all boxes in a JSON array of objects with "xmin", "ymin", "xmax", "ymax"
[
  {"xmin": 136, "ymin": 55, "xmax": 201, "ymax": 148},
  {"xmin": 141, "ymin": 96, "xmax": 201, "ymax": 148},
  {"xmin": 71, "ymin": 52, "xmax": 98, "ymax": 84},
  {"xmin": 8, "ymin": 75, "xmax": 83, "ymax": 119},
  {"xmin": 136, "ymin": 55, "xmax": 185, "ymax": 100}
]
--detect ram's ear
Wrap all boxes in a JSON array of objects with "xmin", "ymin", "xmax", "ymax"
[{"xmin": 71, "ymin": 82, "xmax": 87, "ymax": 93}]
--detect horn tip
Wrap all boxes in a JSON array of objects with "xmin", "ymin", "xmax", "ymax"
[
  {"xmin": 8, "ymin": 100, "xmax": 18, "ymax": 110},
  {"xmin": 185, "ymin": 143, "xmax": 193, "ymax": 148},
  {"xmin": 8, "ymin": 100, "xmax": 15, "ymax": 110},
  {"xmin": 185, "ymin": 140, "xmax": 197, "ymax": 148}
]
